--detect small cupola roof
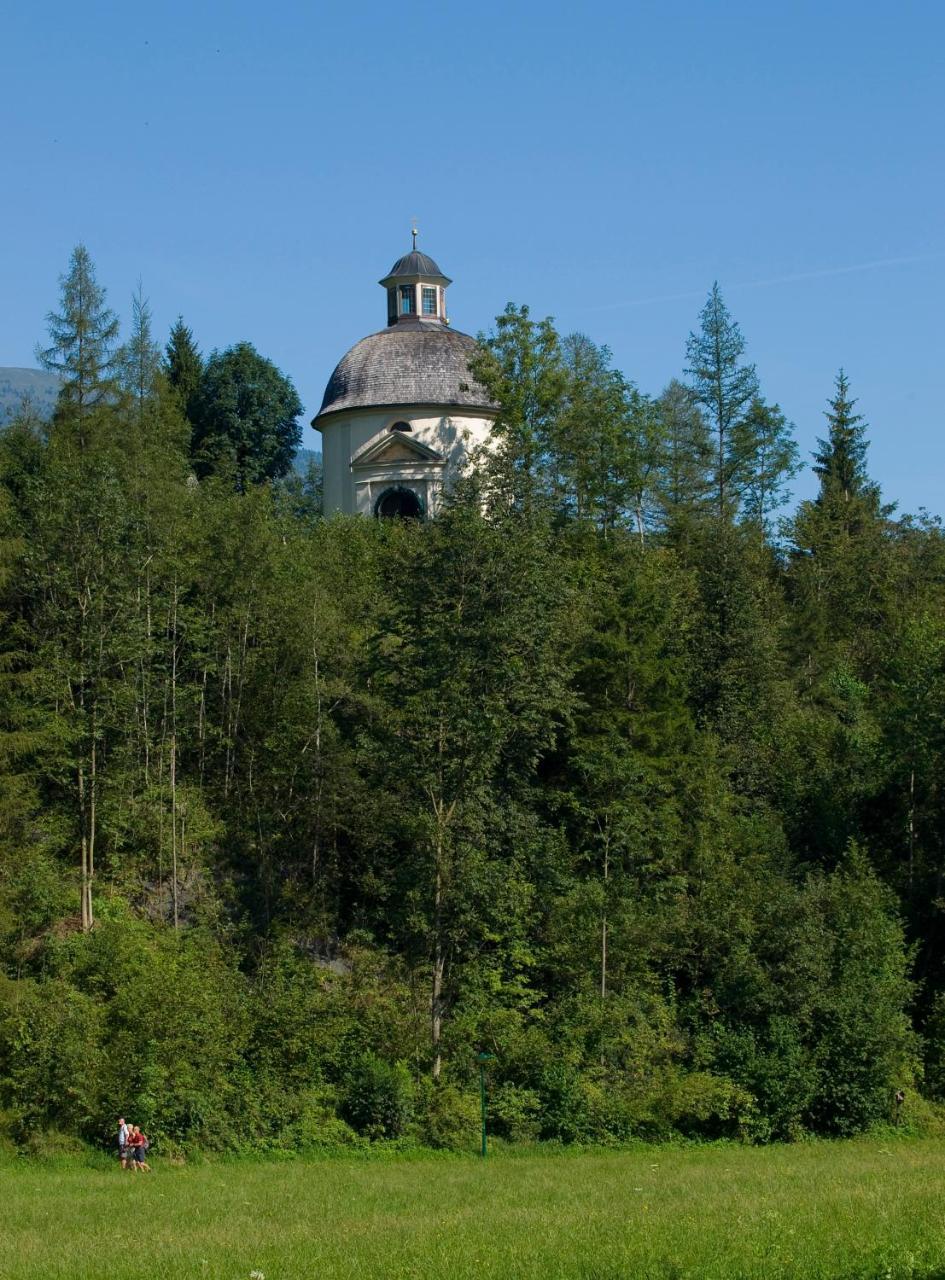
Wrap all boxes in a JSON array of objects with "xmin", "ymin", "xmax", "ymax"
[
  {"xmin": 379, "ymin": 250, "xmax": 451, "ymax": 288},
  {"xmin": 379, "ymin": 230, "xmax": 451, "ymax": 288}
]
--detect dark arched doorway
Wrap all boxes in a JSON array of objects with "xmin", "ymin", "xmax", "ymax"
[{"xmin": 374, "ymin": 486, "xmax": 424, "ymax": 519}]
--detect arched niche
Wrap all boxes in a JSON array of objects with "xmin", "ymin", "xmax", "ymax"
[{"xmin": 374, "ymin": 486, "xmax": 424, "ymax": 520}]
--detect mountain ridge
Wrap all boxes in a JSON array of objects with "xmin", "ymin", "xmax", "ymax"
[{"xmin": 0, "ymin": 367, "xmax": 60, "ymax": 421}]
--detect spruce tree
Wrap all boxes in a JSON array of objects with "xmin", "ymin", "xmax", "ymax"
[
  {"xmin": 164, "ymin": 317, "xmax": 203, "ymax": 424},
  {"xmin": 37, "ymin": 246, "xmax": 120, "ymax": 442},
  {"xmin": 786, "ymin": 372, "xmax": 892, "ymax": 711},
  {"xmin": 685, "ymin": 284, "xmax": 759, "ymax": 520},
  {"xmin": 813, "ymin": 370, "xmax": 878, "ymax": 512}
]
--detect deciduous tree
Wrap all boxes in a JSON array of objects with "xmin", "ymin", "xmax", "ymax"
[{"xmin": 190, "ymin": 342, "xmax": 302, "ymax": 487}]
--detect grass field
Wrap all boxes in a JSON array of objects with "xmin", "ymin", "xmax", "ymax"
[{"xmin": 3, "ymin": 1138, "xmax": 945, "ymax": 1279}]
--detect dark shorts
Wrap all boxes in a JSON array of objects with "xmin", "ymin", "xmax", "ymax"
[{"xmin": 134, "ymin": 1147, "xmax": 145, "ymax": 1163}]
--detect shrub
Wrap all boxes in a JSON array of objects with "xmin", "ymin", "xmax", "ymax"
[
  {"xmin": 535, "ymin": 1063, "xmax": 592, "ymax": 1142},
  {"xmin": 21, "ymin": 1127, "xmax": 87, "ymax": 1159},
  {"xmin": 656, "ymin": 1070, "xmax": 756, "ymax": 1140},
  {"xmin": 341, "ymin": 1053, "xmax": 414, "ymax": 1139},
  {"xmin": 295, "ymin": 1090, "xmax": 365, "ymax": 1151},
  {"xmin": 420, "ymin": 1082, "xmax": 479, "ymax": 1150},
  {"xmin": 709, "ymin": 1018, "xmax": 818, "ymax": 1141},
  {"xmin": 491, "ymin": 1084, "xmax": 542, "ymax": 1144}
]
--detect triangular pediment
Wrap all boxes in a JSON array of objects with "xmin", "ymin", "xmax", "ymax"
[{"xmin": 351, "ymin": 431, "xmax": 444, "ymax": 468}]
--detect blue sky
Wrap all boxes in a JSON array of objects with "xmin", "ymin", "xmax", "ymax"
[{"xmin": 2, "ymin": 0, "xmax": 943, "ymax": 513}]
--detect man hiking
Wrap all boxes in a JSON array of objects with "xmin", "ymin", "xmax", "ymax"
[{"xmin": 117, "ymin": 1118, "xmax": 129, "ymax": 1170}]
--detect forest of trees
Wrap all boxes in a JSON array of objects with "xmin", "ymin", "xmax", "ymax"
[{"xmin": 0, "ymin": 245, "xmax": 943, "ymax": 1155}]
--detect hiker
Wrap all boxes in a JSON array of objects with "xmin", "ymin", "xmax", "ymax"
[
  {"xmin": 129, "ymin": 1125, "xmax": 151, "ymax": 1173},
  {"xmin": 117, "ymin": 1117, "xmax": 130, "ymax": 1170}
]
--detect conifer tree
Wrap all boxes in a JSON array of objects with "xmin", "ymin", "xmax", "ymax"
[
  {"xmin": 789, "ymin": 372, "xmax": 887, "ymax": 595},
  {"xmin": 118, "ymin": 283, "xmax": 162, "ymax": 416},
  {"xmin": 164, "ymin": 317, "xmax": 203, "ymax": 423},
  {"xmin": 653, "ymin": 378, "xmax": 712, "ymax": 535},
  {"xmin": 685, "ymin": 284, "xmax": 759, "ymax": 520},
  {"xmin": 786, "ymin": 372, "xmax": 891, "ymax": 707},
  {"xmin": 736, "ymin": 396, "xmax": 800, "ymax": 534},
  {"xmin": 36, "ymin": 244, "xmax": 120, "ymax": 434},
  {"xmin": 813, "ymin": 370, "xmax": 879, "ymax": 515}
]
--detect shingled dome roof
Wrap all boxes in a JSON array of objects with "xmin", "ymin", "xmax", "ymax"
[{"xmin": 314, "ymin": 323, "xmax": 494, "ymax": 422}]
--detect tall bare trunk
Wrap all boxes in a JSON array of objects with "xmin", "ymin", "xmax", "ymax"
[
  {"xmin": 88, "ymin": 725, "xmax": 97, "ymax": 930},
  {"xmin": 431, "ymin": 854, "xmax": 445, "ymax": 1081},
  {"xmin": 430, "ymin": 783, "xmax": 455, "ymax": 1081},
  {"xmin": 78, "ymin": 758, "xmax": 91, "ymax": 932},
  {"xmin": 600, "ymin": 832, "xmax": 609, "ymax": 1000},
  {"xmin": 170, "ymin": 733, "xmax": 178, "ymax": 930},
  {"xmin": 311, "ymin": 639, "xmax": 323, "ymax": 885},
  {"xmin": 908, "ymin": 766, "xmax": 916, "ymax": 891},
  {"xmin": 170, "ymin": 580, "xmax": 179, "ymax": 930},
  {"xmin": 157, "ymin": 751, "xmax": 164, "ymax": 903},
  {"xmin": 223, "ymin": 640, "xmax": 233, "ymax": 797},
  {"xmin": 142, "ymin": 570, "xmax": 152, "ymax": 783}
]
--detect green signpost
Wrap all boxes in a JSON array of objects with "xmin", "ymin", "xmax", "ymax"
[{"xmin": 476, "ymin": 1051, "xmax": 495, "ymax": 1157}]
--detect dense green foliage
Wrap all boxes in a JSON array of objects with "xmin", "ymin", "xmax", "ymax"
[
  {"xmin": 0, "ymin": 250, "xmax": 942, "ymax": 1155},
  {"xmin": 190, "ymin": 341, "xmax": 303, "ymax": 485}
]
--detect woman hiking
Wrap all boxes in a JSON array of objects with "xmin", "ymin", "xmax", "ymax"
[{"xmin": 129, "ymin": 1125, "xmax": 151, "ymax": 1172}]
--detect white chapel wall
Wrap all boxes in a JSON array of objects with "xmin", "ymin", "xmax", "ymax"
[{"xmin": 320, "ymin": 407, "xmax": 495, "ymax": 517}]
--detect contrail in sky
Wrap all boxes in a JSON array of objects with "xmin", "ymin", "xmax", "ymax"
[{"xmin": 582, "ymin": 251, "xmax": 945, "ymax": 313}]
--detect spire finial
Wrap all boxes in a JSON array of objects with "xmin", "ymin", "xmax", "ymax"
[{"xmin": 411, "ymin": 219, "xmax": 418, "ymax": 251}]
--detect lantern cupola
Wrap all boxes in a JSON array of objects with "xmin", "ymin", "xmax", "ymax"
[{"xmin": 379, "ymin": 230, "xmax": 451, "ymax": 326}]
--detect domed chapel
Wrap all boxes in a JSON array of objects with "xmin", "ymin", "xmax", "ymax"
[{"xmin": 313, "ymin": 238, "xmax": 496, "ymax": 517}]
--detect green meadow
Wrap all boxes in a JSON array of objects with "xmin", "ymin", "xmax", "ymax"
[{"xmin": 4, "ymin": 1138, "xmax": 945, "ymax": 1279}]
